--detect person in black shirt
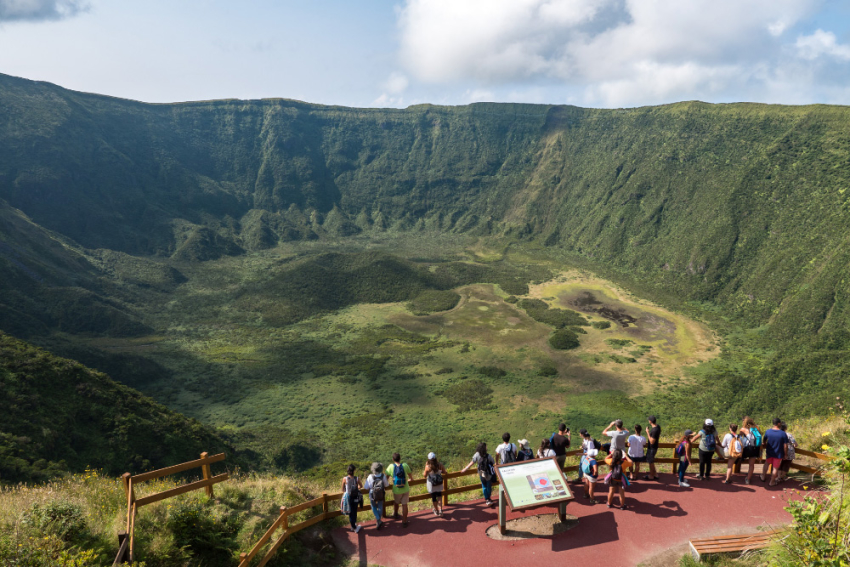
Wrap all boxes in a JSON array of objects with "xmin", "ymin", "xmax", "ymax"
[
  {"xmin": 645, "ymin": 416, "xmax": 661, "ymax": 481},
  {"xmin": 551, "ymin": 423, "xmax": 571, "ymax": 470}
]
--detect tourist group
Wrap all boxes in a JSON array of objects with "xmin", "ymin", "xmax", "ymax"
[{"xmin": 338, "ymin": 415, "xmax": 796, "ymax": 533}]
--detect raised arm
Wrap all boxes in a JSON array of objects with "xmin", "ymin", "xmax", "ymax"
[{"xmin": 602, "ymin": 421, "xmax": 615, "ymax": 435}]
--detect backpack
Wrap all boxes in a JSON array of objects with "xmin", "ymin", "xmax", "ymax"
[
  {"xmin": 593, "ymin": 438, "xmax": 602, "ymax": 451},
  {"xmin": 675, "ymin": 441, "xmax": 687, "ymax": 457},
  {"xmin": 478, "ymin": 454, "xmax": 495, "ymax": 480},
  {"xmin": 752, "ymin": 427, "xmax": 762, "ymax": 448},
  {"xmin": 346, "ymin": 477, "xmax": 362, "ymax": 506},
  {"xmin": 427, "ymin": 468, "xmax": 444, "ymax": 486},
  {"xmin": 581, "ymin": 456, "xmax": 594, "ymax": 475},
  {"xmin": 369, "ymin": 474, "xmax": 386, "ymax": 503},
  {"xmin": 392, "ymin": 464, "xmax": 407, "ymax": 488},
  {"xmin": 703, "ymin": 432, "xmax": 716, "ymax": 451},
  {"xmin": 728, "ymin": 436, "xmax": 742, "ymax": 458},
  {"xmin": 517, "ymin": 448, "xmax": 533, "ymax": 462},
  {"xmin": 611, "ymin": 462, "xmax": 623, "ymax": 481},
  {"xmin": 740, "ymin": 432, "xmax": 752, "ymax": 448},
  {"xmin": 502, "ymin": 443, "xmax": 517, "ymax": 464}
]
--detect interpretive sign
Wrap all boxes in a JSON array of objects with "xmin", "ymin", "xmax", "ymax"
[{"xmin": 495, "ymin": 457, "xmax": 574, "ymax": 512}]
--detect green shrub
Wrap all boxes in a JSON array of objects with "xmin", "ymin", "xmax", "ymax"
[
  {"xmin": 517, "ymin": 299, "xmax": 589, "ymax": 328},
  {"xmin": 166, "ymin": 499, "xmax": 240, "ymax": 561},
  {"xmin": 23, "ymin": 501, "xmax": 87, "ymax": 542},
  {"xmin": 605, "ymin": 338, "xmax": 633, "ymax": 349},
  {"xmin": 407, "ymin": 290, "xmax": 461, "ymax": 315},
  {"xmin": 538, "ymin": 364, "xmax": 558, "ymax": 376},
  {"xmin": 505, "ymin": 295, "xmax": 518, "ymax": 304},
  {"xmin": 591, "ymin": 321, "xmax": 611, "ymax": 330},
  {"xmin": 435, "ymin": 367, "xmax": 454, "ymax": 375},
  {"xmin": 442, "ymin": 379, "xmax": 493, "ymax": 411},
  {"xmin": 477, "ymin": 366, "xmax": 507, "ymax": 378},
  {"xmin": 549, "ymin": 329, "xmax": 580, "ymax": 350}
]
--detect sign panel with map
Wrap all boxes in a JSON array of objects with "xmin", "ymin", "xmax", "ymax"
[{"xmin": 495, "ymin": 457, "xmax": 574, "ymax": 511}]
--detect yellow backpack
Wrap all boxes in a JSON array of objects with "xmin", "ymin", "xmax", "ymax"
[{"xmin": 728, "ymin": 435, "xmax": 742, "ymax": 458}]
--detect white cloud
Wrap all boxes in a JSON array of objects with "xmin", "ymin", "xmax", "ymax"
[
  {"xmin": 0, "ymin": 0, "xmax": 88, "ymax": 22},
  {"xmin": 395, "ymin": 0, "xmax": 828, "ymax": 106},
  {"xmin": 796, "ymin": 29, "xmax": 850, "ymax": 61},
  {"xmin": 382, "ymin": 72, "xmax": 409, "ymax": 94}
]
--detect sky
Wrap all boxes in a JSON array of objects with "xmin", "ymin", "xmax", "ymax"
[{"xmin": 1, "ymin": 0, "xmax": 849, "ymax": 109}]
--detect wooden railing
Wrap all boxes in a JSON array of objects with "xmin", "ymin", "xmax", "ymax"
[
  {"xmin": 114, "ymin": 452, "xmax": 229, "ymax": 565},
  {"xmin": 238, "ymin": 444, "xmax": 834, "ymax": 566}
]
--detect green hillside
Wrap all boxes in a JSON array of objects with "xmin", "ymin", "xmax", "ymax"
[
  {"xmin": 1, "ymin": 73, "xmax": 850, "ymax": 480},
  {"xmin": 0, "ymin": 331, "xmax": 233, "ymax": 483}
]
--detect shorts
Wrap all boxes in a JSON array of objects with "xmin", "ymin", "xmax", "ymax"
[
  {"xmin": 765, "ymin": 457, "xmax": 783, "ymax": 470},
  {"xmin": 585, "ymin": 475, "xmax": 598, "ymax": 484},
  {"xmin": 780, "ymin": 460, "xmax": 792, "ymax": 473},
  {"xmin": 430, "ymin": 491, "xmax": 443, "ymax": 503},
  {"xmin": 629, "ymin": 455, "xmax": 646, "ymax": 463},
  {"xmin": 646, "ymin": 446, "xmax": 658, "ymax": 464},
  {"xmin": 743, "ymin": 446, "xmax": 758, "ymax": 459},
  {"xmin": 393, "ymin": 492, "xmax": 410, "ymax": 505}
]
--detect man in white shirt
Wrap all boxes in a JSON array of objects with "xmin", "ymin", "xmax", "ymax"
[{"xmin": 495, "ymin": 432, "xmax": 517, "ymax": 464}]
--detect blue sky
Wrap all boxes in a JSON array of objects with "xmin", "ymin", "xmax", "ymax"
[{"xmin": 1, "ymin": 0, "xmax": 849, "ymax": 108}]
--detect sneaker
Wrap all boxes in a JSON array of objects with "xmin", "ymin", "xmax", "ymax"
[
  {"xmin": 745, "ymin": 478, "xmax": 751, "ymax": 485},
  {"xmin": 402, "ymin": 521, "xmax": 409, "ymax": 528},
  {"xmin": 377, "ymin": 521, "xmax": 383, "ymax": 530},
  {"xmin": 353, "ymin": 525, "xmax": 362, "ymax": 533},
  {"xmin": 679, "ymin": 480, "xmax": 691, "ymax": 488},
  {"xmin": 393, "ymin": 513, "xmax": 401, "ymax": 520},
  {"xmin": 588, "ymin": 499, "xmax": 597, "ymax": 505}
]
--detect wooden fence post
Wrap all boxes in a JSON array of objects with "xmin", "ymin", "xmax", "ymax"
[
  {"xmin": 239, "ymin": 553, "xmax": 247, "ymax": 564},
  {"xmin": 442, "ymin": 477, "xmax": 449, "ymax": 509},
  {"xmin": 322, "ymin": 492, "xmax": 329, "ymax": 518},
  {"xmin": 280, "ymin": 506, "xmax": 288, "ymax": 532},
  {"xmin": 200, "ymin": 452, "xmax": 214, "ymax": 498}
]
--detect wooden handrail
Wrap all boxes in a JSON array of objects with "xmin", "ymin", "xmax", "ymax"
[
  {"xmin": 238, "ymin": 507, "xmax": 287, "ymax": 567},
  {"xmin": 135, "ymin": 474, "xmax": 229, "ymax": 508},
  {"xmin": 131, "ymin": 453, "xmax": 226, "ymax": 483}
]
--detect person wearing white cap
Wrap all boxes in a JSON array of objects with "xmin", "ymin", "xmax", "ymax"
[
  {"xmin": 690, "ymin": 419, "xmax": 719, "ymax": 480},
  {"xmin": 516, "ymin": 439, "xmax": 534, "ymax": 461},
  {"xmin": 423, "ymin": 452, "xmax": 447, "ymax": 516}
]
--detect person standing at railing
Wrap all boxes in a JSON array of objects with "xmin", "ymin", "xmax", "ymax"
[
  {"xmin": 537, "ymin": 438, "xmax": 556, "ymax": 459},
  {"xmin": 645, "ymin": 416, "xmax": 661, "ymax": 481},
  {"xmin": 740, "ymin": 417, "xmax": 760, "ymax": 485},
  {"xmin": 461, "ymin": 442, "xmax": 497, "ymax": 508},
  {"xmin": 761, "ymin": 418, "xmax": 788, "ymax": 486},
  {"xmin": 364, "ymin": 462, "xmax": 389, "ymax": 530},
  {"xmin": 604, "ymin": 449, "xmax": 633, "ymax": 510},
  {"xmin": 602, "ymin": 419, "xmax": 629, "ymax": 455},
  {"xmin": 424, "ymin": 452, "xmax": 447, "ymax": 517},
  {"xmin": 516, "ymin": 439, "xmax": 534, "ymax": 461},
  {"xmin": 778, "ymin": 422, "xmax": 797, "ymax": 482},
  {"xmin": 721, "ymin": 424, "xmax": 743, "ymax": 484},
  {"xmin": 550, "ymin": 424, "xmax": 571, "ymax": 470},
  {"xmin": 690, "ymin": 419, "xmax": 720, "ymax": 481},
  {"xmin": 386, "ymin": 453, "xmax": 412, "ymax": 527},
  {"xmin": 581, "ymin": 448, "xmax": 599, "ymax": 504},
  {"xmin": 676, "ymin": 429, "xmax": 694, "ymax": 488},
  {"xmin": 627, "ymin": 424, "xmax": 647, "ymax": 481},
  {"xmin": 340, "ymin": 464, "xmax": 364, "ymax": 534}
]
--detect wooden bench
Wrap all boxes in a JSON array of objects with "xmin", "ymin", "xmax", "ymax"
[{"xmin": 689, "ymin": 529, "xmax": 782, "ymax": 561}]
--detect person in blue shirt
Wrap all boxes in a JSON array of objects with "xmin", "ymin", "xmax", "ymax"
[{"xmin": 761, "ymin": 417, "xmax": 788, "ymax": 486}]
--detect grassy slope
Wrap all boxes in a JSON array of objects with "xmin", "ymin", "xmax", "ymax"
[{"xmin": 0, "ymin": 331, "xmax": 234, "ymax": 483}]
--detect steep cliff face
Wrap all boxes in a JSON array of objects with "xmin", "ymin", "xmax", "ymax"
[{"xmin": 1, "ymin": 73, "xmax": 850, "ymax": 340}]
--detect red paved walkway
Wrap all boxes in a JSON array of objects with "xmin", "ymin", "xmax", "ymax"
[{"xmin": 333, "ymin": 474, "xmax": 804, "ymax": 567}]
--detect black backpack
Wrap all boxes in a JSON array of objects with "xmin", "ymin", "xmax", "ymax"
[
  {"xmin": 478, "ymin": 454, "xmax": 495, "ymax": 479},
  {"xmin": 369, "ymin": 474, "xmax": 385, "ymax": 503},
  {"xmin": 347, "ymin": 476, "xmax": 362, "ymax": 505},
  {"xmin": 593, "ymin": 439, "xmax": 602, "ymax": 450},
  {"xmin": 428, "ymin": 469, "xmax": 443, "ymax": 486},
  {"xmin": 502, "ymin": 443, "xmax": 517, "ymax": 464},
  {"xmin": 517, "ymin": 448, "xmax": 534, "ymax": 461},
  {"xmin": 611, "ymin": 463, "xmax": 623, "ymax": 481}
]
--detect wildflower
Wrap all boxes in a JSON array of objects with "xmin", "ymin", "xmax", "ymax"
[
  {"xmin": 823, "ymin": 432, "xmax": 830, "ymax": 437},
  {"xmin": 822, "ymin": 444, "xmax": 830, "ymax": 451}
]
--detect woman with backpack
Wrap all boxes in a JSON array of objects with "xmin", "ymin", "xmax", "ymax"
[
  {"xmin": 537, "ymin": 438, "xmax": 556, "ymax": 459},
  {"xmin": 364, "ymin": 462, "xmax": 389, "ymax": 530},
  {"xmin": 604, "ymin": 449, "xmax": 633, "ymax": 510},
  {"xmin": 690, "ymin": 419, "xmax": 719, "ymax": 480},
  {"xmin": 424, "ymin": 452, "xmax": 447, "ymax": 516},
  {"xmin": 340, "ymin": 464, "xmax": 363, "ymax": 533},
  {"xmin": 581, "ymin": 448, "xmax": 599, "ymax": 504},
  {"xmin": 721, "ymin": 424, "xmax": 743, "ymax": 484},
  {"xmin": 675, "ymin": 429, "xmax": 694, "ymax": 488},
  {"xmin": 778, "ymin": 422, "xmax": 797, "ymax": 482},
  {"xmin": 517, "ymin": 439, "xmax": 535, "ymax": 461},
  {"xmin": 461, "ymin": 442, "xmax": 497, "ymax": 508},
  {"xmin": 740, "ymin": 417, "xmax": 761, "ymax": 485}
]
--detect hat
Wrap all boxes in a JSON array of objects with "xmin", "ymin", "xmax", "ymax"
[
  {"xmin": 427, "ymin": 452, "xmax": 436, "ymax": 460},
  {"xmin": 371, "ymin": 462, "xmax": 383, "ymax": 474},
  {"xmin": 586, "ymin": 448, "xmax": 598, "ymax": 458},
  {"xmin": 518, "ymin": 439, "xmax": 530, "ymax": 449},
  {"xmin": 705, "ymin": 419, "xmax": 714, "ymax": 426},
  {"xmin": 685, "ymin": 429, "xmax": 694, "ymax": 436}
]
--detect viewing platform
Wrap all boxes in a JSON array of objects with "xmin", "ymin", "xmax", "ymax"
[{"xmin": 332, "ymin": 474, "xmax": 804, "ymax": 567}]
